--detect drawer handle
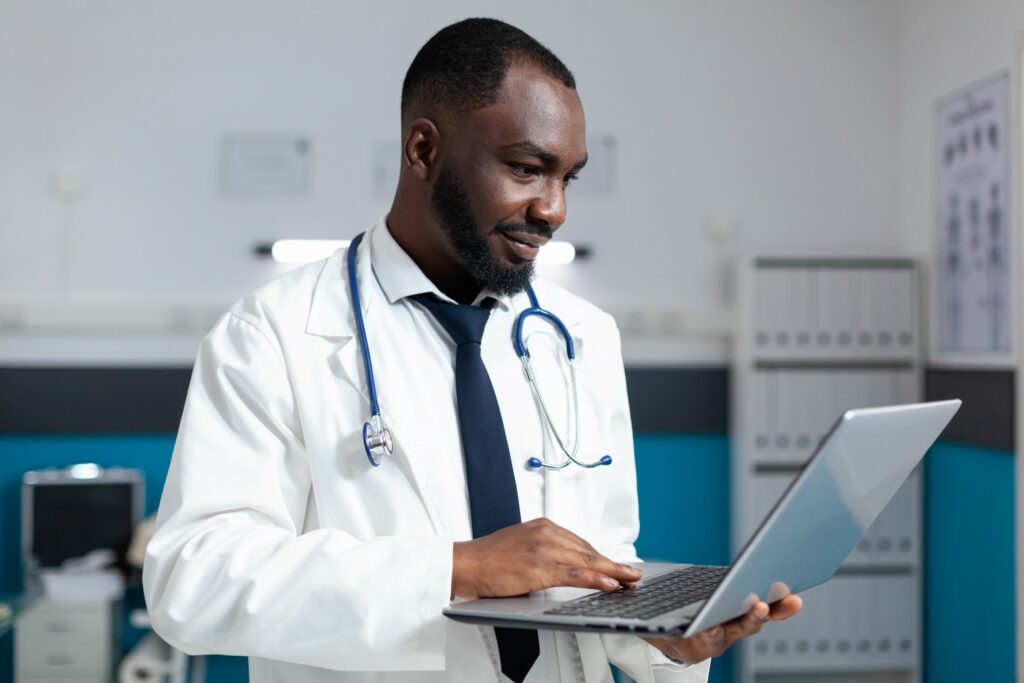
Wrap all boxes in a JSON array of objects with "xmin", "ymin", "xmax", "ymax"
[
  {"xmin": 46, "ymin": 653, "xmax": 72, "ymax": 665},
  {"xmin": 45, "ymin": 621, "xmax": 73, "ymax": 633}
]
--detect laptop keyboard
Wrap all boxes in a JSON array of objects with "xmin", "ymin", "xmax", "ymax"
[{"xmin": 544, "ymin": 565, "xmax": 730, "ymax": 620}]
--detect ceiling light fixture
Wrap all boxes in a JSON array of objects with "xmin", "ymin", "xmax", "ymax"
[{"xmin": 255, "ymin": 239, "xmax": 590, "ymax": 266}]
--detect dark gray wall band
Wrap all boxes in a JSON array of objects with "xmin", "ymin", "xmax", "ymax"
[
  {"xmin": 624, "ymin": 367, "xmax": 728, "ymax": 433},
  {"xmin": 924, "ymin": 368, "xmax": 1014, "ymax": 451},
  {"xmin": 0, "ymin": 366, "xmax": 730, "ymax": 435},
  {"xmin": 0, "ymin": 368, "xmax": 193, "ymax": 434}
]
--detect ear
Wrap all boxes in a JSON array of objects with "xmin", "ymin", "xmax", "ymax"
[{"xmin": 402, "ymin": 117, "xmax": 441, "ymax": 181}]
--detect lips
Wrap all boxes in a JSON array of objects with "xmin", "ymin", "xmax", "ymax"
[{"xmin": 498, "ymin": 229, "xmax": 549, "ymax": 261}]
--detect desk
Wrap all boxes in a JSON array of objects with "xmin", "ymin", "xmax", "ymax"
[{"xmin": 0, "ymin": 592, "xmax": 38, "ymax": 639}]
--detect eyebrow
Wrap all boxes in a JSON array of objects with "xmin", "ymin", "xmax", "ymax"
[{"xmin": 507, "ymin": 140, "xmax": 588, "ymax": 173}]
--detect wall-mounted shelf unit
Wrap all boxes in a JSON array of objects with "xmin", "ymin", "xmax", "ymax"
[{"xmin": 732, "ymin": 257, "xmax": 922, "ymax": 683}]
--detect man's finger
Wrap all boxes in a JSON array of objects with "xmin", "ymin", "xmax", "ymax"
[
  {"xmin": 768, "ymin": 594, "xmax": 803, "ymax": 620},
  {"xmin": 699, "ymin": 626, "xmax": 727, "ymax": 657},
  {"xmin": 546, "ymin": 543, "xmax": 640, "ymax": 586},
  {"xmin": 722, "ymin": 601, "xmax": 769, "ymax": 645},
  {"xmin": 560, "ymin": 567, "xmax": 625, "ymax": 591},
  {"xmin": 548, "ymin": 523, "xmax": 641, "ymax": 577},
  {"xmin": 577, "ymin": 551, "xmax": 643, "ymax": 583}
]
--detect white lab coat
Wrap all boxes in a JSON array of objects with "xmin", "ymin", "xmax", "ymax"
[{"xmin": 144, "ymin": 219, "xmax": 711, "ymax": 683}]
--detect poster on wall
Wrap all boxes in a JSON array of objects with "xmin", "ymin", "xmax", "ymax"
[{"xmin": 934, "ymin": 70, "xmax": 1012, "ymax": 362}]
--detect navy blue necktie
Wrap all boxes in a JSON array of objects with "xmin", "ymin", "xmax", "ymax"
[{"xmin": 411, "ymin": 293, "xmax": 539, "ymax": 683}]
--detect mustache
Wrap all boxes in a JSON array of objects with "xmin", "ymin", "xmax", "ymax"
[{"xmin": 495, "ymin": 223, "xmax": 554, "ymax": 240}]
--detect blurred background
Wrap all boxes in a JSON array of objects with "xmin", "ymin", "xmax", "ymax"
[{"xmin": 0, "ymin": 1, "xmax": 1018, "ymax": 682}]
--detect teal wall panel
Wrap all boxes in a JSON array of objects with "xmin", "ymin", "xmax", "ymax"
[
  {"xmin": 924, "ymin": 441, "xmax": 1015, "ymax": 683},
  {"xmin": 5, "ymin": 434, "xmax": 1014, "ymax": 683},
  {"xmin": 633, "ymin": 433, "xmax": 733, "ymax": 683},
  {"xmin": 634, "ymin": 433, "xmax": 731, "ymax": 565}
]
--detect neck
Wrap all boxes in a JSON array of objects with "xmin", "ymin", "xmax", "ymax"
[{"xmin": 387, "ymin": 193, "xmax": 481, "ymax": 305}]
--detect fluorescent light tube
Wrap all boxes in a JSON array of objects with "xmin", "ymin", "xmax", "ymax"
[
  {"xmin": 270, "ymin": 239, "xmax": 350, "ymax": 264},
  {"xmin": 538, "ymin": 241, "xmax": 577, "ymax": 265},
  {"xmin": 264, "ymin": 238, "xmax": 584, "ymax": 266}
]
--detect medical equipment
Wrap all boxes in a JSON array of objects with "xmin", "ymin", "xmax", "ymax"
[
  {"xmin": 22, "ymin": 465, "xmax": 143, "ymax": 588},
  {"xmin": 346, "ymin": 232, "xmax": 612, "ymax": 470}
]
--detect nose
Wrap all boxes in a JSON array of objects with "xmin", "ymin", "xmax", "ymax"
[{"xmin": 527, "ymin": 179, "xmax": 566, "ymax": 230}]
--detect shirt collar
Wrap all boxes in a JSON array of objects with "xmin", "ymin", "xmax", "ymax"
[{"xmin": 370, "ymin": 215, "xmax": 513, "ymax": 311}]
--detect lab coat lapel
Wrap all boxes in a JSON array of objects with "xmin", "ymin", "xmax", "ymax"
[
  {"xmin": 306, "ymin": 237, "xmax": 443, "ymax": 534},
  {"xmin": 305, "ymin": 247, "xmax": 372, "ymax": 402},
  {"xmin": 331, "ymin": 338, "xmax": 444, "ymax": 533}
]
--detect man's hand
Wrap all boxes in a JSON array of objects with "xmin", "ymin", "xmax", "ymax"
[
  {"xmin": 643, "ymin": 594, "xmax": 803, "ymax": 664},
  {"xmin": 451, "ymin": 518, "xmax": 642, "ymax": 599}
]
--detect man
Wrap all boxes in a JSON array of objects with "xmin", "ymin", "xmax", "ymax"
[{"xmin": 144, "ymin": 18, "xmax": 801, "ymax": 682}]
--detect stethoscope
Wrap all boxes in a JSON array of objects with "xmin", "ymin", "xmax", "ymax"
[{"xmin": 347, "ymin": 231, "xmax": 613, "ymax": 471}]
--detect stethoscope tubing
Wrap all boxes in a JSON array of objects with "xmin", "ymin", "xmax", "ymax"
[
  {"xmin": 346, "ymin": 230, "xmax": 610, "ymax": 470},
  {"xmin": 348, "ymin": 233, "xmax": 381, "ymax": 418},
  {"xmin": 349, "ymin": 233, "xmax": 392, "ymax": 466}
]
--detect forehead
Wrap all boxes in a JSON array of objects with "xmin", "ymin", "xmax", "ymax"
[{"xmin": 460, "ymin": 63, "xmax": 586, "ymax": 159}]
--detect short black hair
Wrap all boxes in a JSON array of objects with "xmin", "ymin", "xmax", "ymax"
[{"xmin": 401, "ymin": 18, "xmax": 576, "ymax": 123}]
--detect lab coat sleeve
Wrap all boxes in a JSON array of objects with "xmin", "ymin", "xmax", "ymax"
[
  {"xmin": 143, "ymin": 312, "xmax": 453, "ymax": 672},
  {"xmin": 591, "ymin": 317, "xmax": 711, "ymax": 682}
]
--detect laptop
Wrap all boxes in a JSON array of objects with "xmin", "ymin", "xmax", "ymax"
[{"xmin": 444, "ymin": 399, "xmax": 960, "ymax": 637}]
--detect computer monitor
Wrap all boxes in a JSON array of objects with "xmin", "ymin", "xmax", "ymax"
[{"xmin": 22, "ymin": 465, "xmax": 144, "ymax": 586}]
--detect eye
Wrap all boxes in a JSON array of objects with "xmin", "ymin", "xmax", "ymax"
[
  {"xmin": 508, "ymin": 163, "xmax": 539, "ymax": 178},
  {"xmin": 563, "ymin": 174, "xmax": 579, "ymax": 188}
]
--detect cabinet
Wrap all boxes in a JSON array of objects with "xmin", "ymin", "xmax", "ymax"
[
  {"xmin": 733, "ymin": 258, "xmax": 922, "ymax": 683},
  {"xmin": 15, "ymin": 599, "xmax": 120, "ymax": 683}
]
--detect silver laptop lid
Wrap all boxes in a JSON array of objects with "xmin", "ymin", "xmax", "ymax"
[{"xmin": 687, "ymin": 399, "xmax": 960, "ymax": 633}]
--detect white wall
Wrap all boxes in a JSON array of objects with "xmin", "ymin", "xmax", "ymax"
[
  {"xmin": 894, "ymin": 2, "xmax": 1024, "ymax": 678},
  {"xmin": 0, "ymin": 0, "xmax": 902, "ymax": 364},
  {"xmin": 896, "ymin": 0, "xmax": 1024, "ymax": 258}
]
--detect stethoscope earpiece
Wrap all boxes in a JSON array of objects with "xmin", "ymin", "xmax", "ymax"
[{"xmin": 526, "ymin": 454, "xmax": 613, "ymax": 469}]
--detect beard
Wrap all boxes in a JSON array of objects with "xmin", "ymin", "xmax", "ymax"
[{"xmin": 430, "ymin": 164, "xmax": 538, "ymax": 297}]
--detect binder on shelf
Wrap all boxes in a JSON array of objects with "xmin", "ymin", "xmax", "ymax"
[
  {"xmin": 773, "ymin": 372, "xmax": 793, "ymax": 462},
  {"xmin": 763, "ymin": 371, "xmax": 779, "ymax": 462},
  {"xmin": 895, "ymin": 268, "xmax": 918, "ymax": 353},
  {"xmin": 828, "ymin": 268, "xmax": 852, "ymax": 356},
  {"xmin": 755, "ymin": 269, "xmax": 787, "ymax": 357},
  {"xmin": 790, "ymin": 371, "xmax": 813, "ymax": 461},
  {"xmin": 752, "ymin": 269, "xmax": 775, "ymax": 354},
  {"xmin": 850, "ymin": 269, "xmax": 875, "ymax": 358},
  {"xmin": 876, "ymin": 269, "xmax": 901, "ymax": 355},
  {"xmin": 786, "ymin": 268, "xmax": 813, "ymax": 355},
  {"xmin": 865, "ymin": 269, "xmax": 890, "ymax": 358},
  {"xmin": 810, "ymin": 370, "xmax": 833, "ymax": 451}
]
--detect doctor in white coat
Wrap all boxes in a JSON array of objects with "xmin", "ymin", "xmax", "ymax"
[{"xmin": 144, "ymin": 17, "xmax": 801, "ymax": 683}]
